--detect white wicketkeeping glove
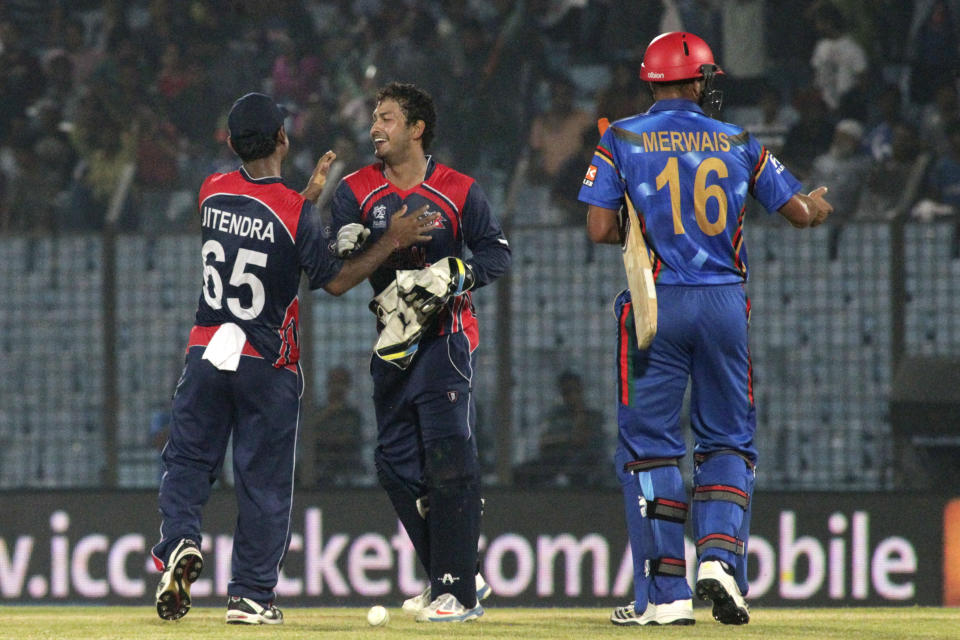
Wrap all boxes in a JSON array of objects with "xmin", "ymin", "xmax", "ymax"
[
  {"xmin": 335, "ymin": 223, "xmax": 371, "ymax": 258},
  {"xmin": 369, "ymin": 280, "xmax": 427, "ymax": 369},
  {"xmin": 396, "ymin": 257, "xmax": 475, "ymax": 322}
]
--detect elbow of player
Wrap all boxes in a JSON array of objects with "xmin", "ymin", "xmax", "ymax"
[
  {"xmin": 323, "ymin": 278, "xmax": 349, "ymax": 297},
  {"xmin": 587, "ymin": 220, "xmax": 619, "ymax": 244},
  {"xmin": 586, "ymin": 206, "xmax": 621, "ymax": 244},
  {"xmin": 586, "ymin": 225, "xmax": 608, "ymax": 243}
]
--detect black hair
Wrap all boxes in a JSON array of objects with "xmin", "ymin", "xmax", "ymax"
[
  {"xmin": 376, "ymin": 82, "xmax": 436, "ymax": 151},
  {"xmin": 230, "ymin": 130, "xmax": 280, "ymax": 162}
]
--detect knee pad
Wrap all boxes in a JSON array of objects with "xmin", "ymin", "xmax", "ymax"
[
  {"xmin": 375, "ymin": 448, "xmax": 431, "ymax": 570},
  {"xmin": 692, "ymin": 450, "xmax": 755, "ymax": 594},
  {"xmin": 422, "ymin": 436, "xmax": 481, "ymax": 604},
  {"xmin": 424, "ymin": 435, "xmax": 479, "ymax": 489},
  {"xmin": 617, "ymin": 452, "xmax": 691, "ymax": 604}
]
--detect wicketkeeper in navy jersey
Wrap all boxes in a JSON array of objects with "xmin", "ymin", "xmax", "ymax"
[
  {"xmin": 151, "ymin": 92, "xmax": 438, "ymax": 626},
  {"xmin": 329, "ymin": 82, "xmax": 511, "ymax": 622},
  {"xmin": 578, "ymin": 33, "xmax": 833, "ymax": 627}
]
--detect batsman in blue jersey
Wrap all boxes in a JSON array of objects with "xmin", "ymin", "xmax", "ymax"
[
  {"xmin": 330, "ymin": 82, "xmax": 510, "ymax": 622},
  {"xmin": 578, "ymin": 32, "xmax": 832, "ymax": 627},
  {"xmin": 151, "ymin": 92, "xmax": 437, "ymax": 625}
]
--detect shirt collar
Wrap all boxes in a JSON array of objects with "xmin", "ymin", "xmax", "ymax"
[
  {"xmin": 239, "ymin": 166, "xmax": 284, "ymax": 184},
  {"xmin": 648, "ymin": 98, "xmax": 706, "ymax": 115},
  {"xmin": 378, "ymin": 155, "xmax": 436, "ymax": 181}
]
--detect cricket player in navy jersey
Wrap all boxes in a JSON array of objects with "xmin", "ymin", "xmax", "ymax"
[
  {"xmin": 151, "ymin": 92, "xmax": 438, "ymax": 625},
  {"xmin": 329, "ymin": 82, "xmax": 510, "ymax": 622},
  {"xmin": 578, "ymin": 33, "xmax": 833, "ymax": 626}
]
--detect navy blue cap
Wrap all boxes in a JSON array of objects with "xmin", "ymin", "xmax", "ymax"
[{"xmin": 227, "ymin": 92, "xmax": 289, "ymax": 138}]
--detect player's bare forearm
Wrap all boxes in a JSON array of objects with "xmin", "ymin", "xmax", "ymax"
[
  {"xmin": 300, "ymin": 150, "xmax": 337, "ymax": 203},
  {"xmin": 779, "ymin": 186, "xmax": 833, "ymax": 228},
  {"xmin": 324, "ymin": 205, "xmax": 439, "ymax": 296},
  {"xmin": 586, "ymin": 205, "xmax": 621, "ymax": 244}
]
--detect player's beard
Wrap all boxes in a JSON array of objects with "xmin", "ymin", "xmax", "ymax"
[{"xmin": 375, "ymin": 136, "xmax": 411, "ymax": 165}]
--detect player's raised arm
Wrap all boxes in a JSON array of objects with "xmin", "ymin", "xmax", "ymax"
[
  {"xmin": 778, "ymin": 186, "xmax": 833, "ymax": 228},
  {"xmin": 323, "ymin": 205, "xmax": 439, "ymax": 296}
]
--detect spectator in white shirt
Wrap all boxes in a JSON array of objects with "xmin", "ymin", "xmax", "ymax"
[{"xmin": 809, "ymin": 2, "xmax": 868, "ymax": 111}]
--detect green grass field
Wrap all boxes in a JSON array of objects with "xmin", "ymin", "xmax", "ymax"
[{"xmin": 5, "ymin": 606, "xmax": 960, "ymax": 640}]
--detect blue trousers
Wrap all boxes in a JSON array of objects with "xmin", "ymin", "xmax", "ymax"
[
  {"xmin": 615, "ymin": 285, "xmax": 757, "ymax": 462},
  {"xmin": 152, "ymin": 347, "xmax": 301, "ymax": 604}
]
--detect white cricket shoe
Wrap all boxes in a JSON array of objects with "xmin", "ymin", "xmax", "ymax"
[
  {"xmin": 402, "ymin": 584, "xmax": 432, "ymax": 614},
  {"xmin": 475, "ymin": 572, "xmax": 492, "ymax": 600},
  {"xmin": 696, "ymin": 560, "xmax": 750, "ymax": 625},
  {"xmin": 155, "ymin": 539, "xmax": 203, "ymax": 621},
  {"xmin": 403, "ymin": 573, "xmax": 491, "ymax": 614},
  {"xmin": 415, "ymin": 593, "xmax": 484, "ymax": 623},
  {"xmin": 225, "ymin": 596, "xmax": 284, "ymax": 625},
  {"xmin": 610, "ymin": 599, "xmax": 694, "ymax": 626}
]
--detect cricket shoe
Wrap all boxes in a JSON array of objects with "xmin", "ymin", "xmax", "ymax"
[
  {"xmin": 696, "ymin": 560, "xmax": 750, "ymax": 625},
  {"xmin": 415, "ymin": 593, "xmax": 484, "ymax": 623},
  {"xmin": 610, "ymin": 599, "xmax": 695, "ymax": 626},
  {"xmin": 225, "ymin": 596, "xmax": 284, "ymax": 625},
  {"xmin": 155, "ymin": 539, "xmax": 203, "ymax": 620},
  {"xmin": 402, "ymin": 573, "xmax": 491, "ymax": 614}
]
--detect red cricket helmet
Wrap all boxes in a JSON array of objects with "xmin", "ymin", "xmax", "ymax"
[{"xmin": 640, "ymin": 31, "xmax": 724, "ymax": 82}]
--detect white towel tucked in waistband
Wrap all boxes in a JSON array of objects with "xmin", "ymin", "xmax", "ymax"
[{"xmin": 201, "ymin": 322, "xmax": 246, "ymax": 371}]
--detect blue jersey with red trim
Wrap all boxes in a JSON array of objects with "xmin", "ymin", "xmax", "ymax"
[
  {"xmin": 331, "ymin": 158, "xmax": 510, "ymax": 347},
  {"xmin": 578, "ymin": 99, "xmax": 801, "ymax": 285},
  {"xmin": 192, "ymin": 167, "xmax": 342, "ymax": 367}
]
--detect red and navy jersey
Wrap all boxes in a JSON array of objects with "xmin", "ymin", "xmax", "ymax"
[
  {"xmin": 190, "ymin": 167, "xmax": 342, "ymax": 367},
  {"xmin": 579, "ymin": 99, "xmax": 802, "ymax": 285},
  {"xmin": 331, "ymin": 157, "xmax": 511, "ymax": 348}
]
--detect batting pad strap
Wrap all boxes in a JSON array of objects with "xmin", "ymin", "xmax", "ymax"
[
  {"xmin": 624, "ymin": 457, "xmax": 679, "ymax": 473},
  {"xmin": 652, "ymin": 557, "xmax": 687, "ymax": 577},
  {"xmin": 694, "ymin": 484, "xmax": 750, "ymax": 509},
  {"xmin": 648, "ymin": 497, "xmax": 689, "ymax": 523},
  {"xmin": 697, "ymin": 533, "xmax": 745, "ymax": 556},
  {"xmin": 694, "ymin": 449, "xmax": 755, "ymax": 470}
]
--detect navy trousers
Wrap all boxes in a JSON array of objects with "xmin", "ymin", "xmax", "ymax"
[{"xmin": 152, "ymin": 347, "xmax": 301, "ymax": 604}]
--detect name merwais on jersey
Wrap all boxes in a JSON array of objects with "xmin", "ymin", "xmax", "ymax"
[
  {"xmin": 636, "ymin": 130, "xmax": 732, "ymax": 153},
  {"xmin": 583, "ymin": 130, "xmax": 735, "ymax": 186},
  {"xmin": 202, "ymin": 206, "xmax": 276, "ymax": 243}
]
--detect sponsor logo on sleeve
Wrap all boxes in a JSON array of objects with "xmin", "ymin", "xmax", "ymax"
[{"xmin": 583, "ymin": 165, "xmax": 598, "ymax": 187}]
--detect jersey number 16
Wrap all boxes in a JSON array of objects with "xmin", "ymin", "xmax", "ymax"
[{"xmin": 655, "ymin": 156, "xmax": 729, "ymax": 236}]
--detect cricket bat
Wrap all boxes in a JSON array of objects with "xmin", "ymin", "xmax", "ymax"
[{"xmin": 598, "ymin": 117, "xmax": 657, "ymax": 348}]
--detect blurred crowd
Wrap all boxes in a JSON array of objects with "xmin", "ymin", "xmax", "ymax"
[{"xmin": 1, "ymin": 0, "xmax": 959, "ymax": 235}]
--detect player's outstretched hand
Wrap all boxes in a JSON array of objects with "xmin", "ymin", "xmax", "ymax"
[
  {"xmin": 384, "ymin": 204, "xmax": 439, "ymax": 249},
  {"xmin": 807, "ymin": 186, "xmax": 832, "ymax": 227},
  {"xmin": 300, "ymin": 150, "xmax": 337, "ymax": 202}
]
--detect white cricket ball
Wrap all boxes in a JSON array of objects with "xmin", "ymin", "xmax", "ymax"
[{"xmin": 367, "ymin": 605, "xmax": 390, "ymax": 627}]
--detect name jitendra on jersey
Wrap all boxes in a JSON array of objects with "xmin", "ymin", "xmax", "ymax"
[
  {"xmin": 193, "ymin": 167, "xmax": 342, "ymax": 367},
  {"xmin": 578, "ymin": 99, "xmax": 801, "ymax": 285}
]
